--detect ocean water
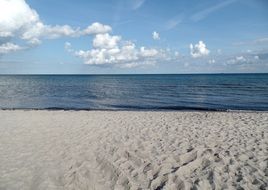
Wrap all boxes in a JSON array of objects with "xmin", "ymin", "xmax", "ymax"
[{"xmin": 0, "ymin": 74, "xmax": 268, "ymax": 111}]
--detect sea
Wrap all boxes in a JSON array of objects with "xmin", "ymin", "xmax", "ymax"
[{"xmin": 0, "ymin": 74, "xmax": 267, "ymax": 111}]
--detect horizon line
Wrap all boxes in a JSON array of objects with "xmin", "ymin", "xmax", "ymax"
[{"xmin": 0, "ymin": 72, "xmax": 268, "ymax": 76}]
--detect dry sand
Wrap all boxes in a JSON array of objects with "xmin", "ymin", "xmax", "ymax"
[{"xmin": 0, "ymin": 110, "xmax": 267, "ymax": 190}]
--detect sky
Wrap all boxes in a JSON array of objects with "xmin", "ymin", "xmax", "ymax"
[{"xmin": 0, "ymin": 0, "xmax": 268, "ymax": 74}]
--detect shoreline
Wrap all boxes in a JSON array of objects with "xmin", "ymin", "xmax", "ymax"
[
  {"xmin": 0, "ymin": 110, "xmax": 267, "ymax": 189},
  {"xmin": 1, "ymin": 108, "xmax": 268, "ymax": 113}
]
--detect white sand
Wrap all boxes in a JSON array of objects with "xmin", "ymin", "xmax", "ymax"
[{"xmin": 0, "ymin": 110, "xmax": 267, "ymax": 190}]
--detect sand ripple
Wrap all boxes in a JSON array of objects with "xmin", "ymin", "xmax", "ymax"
[{"xmin": 0, "ymin": 111, "xmax": 267, "ymax": 190}]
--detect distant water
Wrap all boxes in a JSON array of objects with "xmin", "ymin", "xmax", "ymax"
[{"xmin": 0, "ymin": 74, "xmax": 268, "ymax": 111}]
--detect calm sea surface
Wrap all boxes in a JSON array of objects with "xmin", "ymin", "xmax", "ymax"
[{"xmin": 0, "ymin": 74, "xmax": 267, "ymax": 111}]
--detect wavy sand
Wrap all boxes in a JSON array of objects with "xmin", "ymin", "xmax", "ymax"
[{"xmin": 0, "ymin": 111, "xmax": 267, "ymax": 190}]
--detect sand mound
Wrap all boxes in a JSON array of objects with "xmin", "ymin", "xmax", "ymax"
[{"xmin": 0, "ymin": 111, "xmax": 267, "ymax": 190}]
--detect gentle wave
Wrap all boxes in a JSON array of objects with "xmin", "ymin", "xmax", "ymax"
[{"xmin": 0, "ymin": 74, "xmax": 268, "ymax": 111}]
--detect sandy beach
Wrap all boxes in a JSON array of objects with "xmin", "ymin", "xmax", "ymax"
[{"xmin": 0, "ymin": 110, "xmax": 267, "ymax": 190}]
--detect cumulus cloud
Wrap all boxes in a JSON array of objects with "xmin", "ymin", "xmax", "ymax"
[
  {"xmin": 140, "ymin": 47, "xmax": 158, "ymax": 57},
  {"xmin": 226, "ymin": 54, "xmax": 262, "ymax": 65},
  {"xmin": 20, "ymin": 23, "xmax": 80, "ymax": 45},
  {"xmin": 82, "ymin": 22, "xmax": 112, "ymax": 35},
  {"xmin": 227, "ymin": 56, "xmax": 249, "ymax": 65},
  {"xmin": 152, "ymin": 31, "xmax": 160, "ymax": 40},
  {"xmin": 236, "ymin": 56, "xmax": 246, "ymax": 62},
  {"xmin": 190, "ymin": 41, "xmax": 210, "ymax": 58},
  {"xmin": 68, "ymin": 36, "xmax": 164, "ymax": 67},
  {"xmin": 0, "ymin": 0, "xmax": 39, "ymax": 38},
  {"xmin": 0, "ymin": 0, "xmax": 112, "ymax": 49},
  {"xmin": 1, "ymin": 0, "xmax": 181, "ymax": 68},
  {"xmin": 93, "ymin": 33, "xmax": 121, "ymax": 49},
  {"xmin": 0, "ymin": 43, "xmax": 24, "ymax": 54}
]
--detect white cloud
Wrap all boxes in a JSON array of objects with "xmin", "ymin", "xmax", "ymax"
[
  {"xmin": 226, "ymin": 54, "xmax": 261, "ymax": 65},
  {"xmin": 190, "ymin": 41, "xmax": 210, "ymax": 58},
  {"xmin": 0, "ymin": 0, "xmax": 112, "ymax": 50},
  {"xmin": 227, "ymin": 56, "xmax": 245, "ymax": 65},
  {"xmin": 0, "ymin": 0, "xmax": 39, "ymax": 38},
  {"xmin": 236, "ymin": 56, "xmax": 246, "ymax": 62},
  {"xmin": 93, "ymin": 33, "xmax": 121, "ymax": 49},
  {"xmin": 67, "ymin": 33, "xmax": 166, "ymax": 68},
  {"xmin": 20, "ymin": 23, "xmax": 80, "ymax": 44},
  {"xmin": 140, "ymin": 47, "xmax": 158, "ymax": 57},
  {"xmin": 82, "ymin": 22, "xmax": 112, "ymax": 35},
  {"xmin": 74, "ymin": 42, "xmax": 160, "ymax": 67},
  {"xmin": 152, "ymin": 31, "xmax": 160, "ymax": 40},
  {"xmin": 20, "ymin": 22, "xmax": 110, "ymax": 45},
  {"xmin": 0, "ymin": 42, "xmax": 24, "ymax": 54},
  {"xmin": 1, "ymin": 0, "xmax": 182, "ymax": 68}
]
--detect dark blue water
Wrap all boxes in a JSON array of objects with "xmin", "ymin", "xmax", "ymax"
[{"xmin": 0, "ymin": 74, "xmax": 268, "ymax": 111}]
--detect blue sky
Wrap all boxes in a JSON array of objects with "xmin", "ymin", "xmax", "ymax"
[{"xmin": 0, "ymin": 0, "xmax": 268, "ymax": 74}]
